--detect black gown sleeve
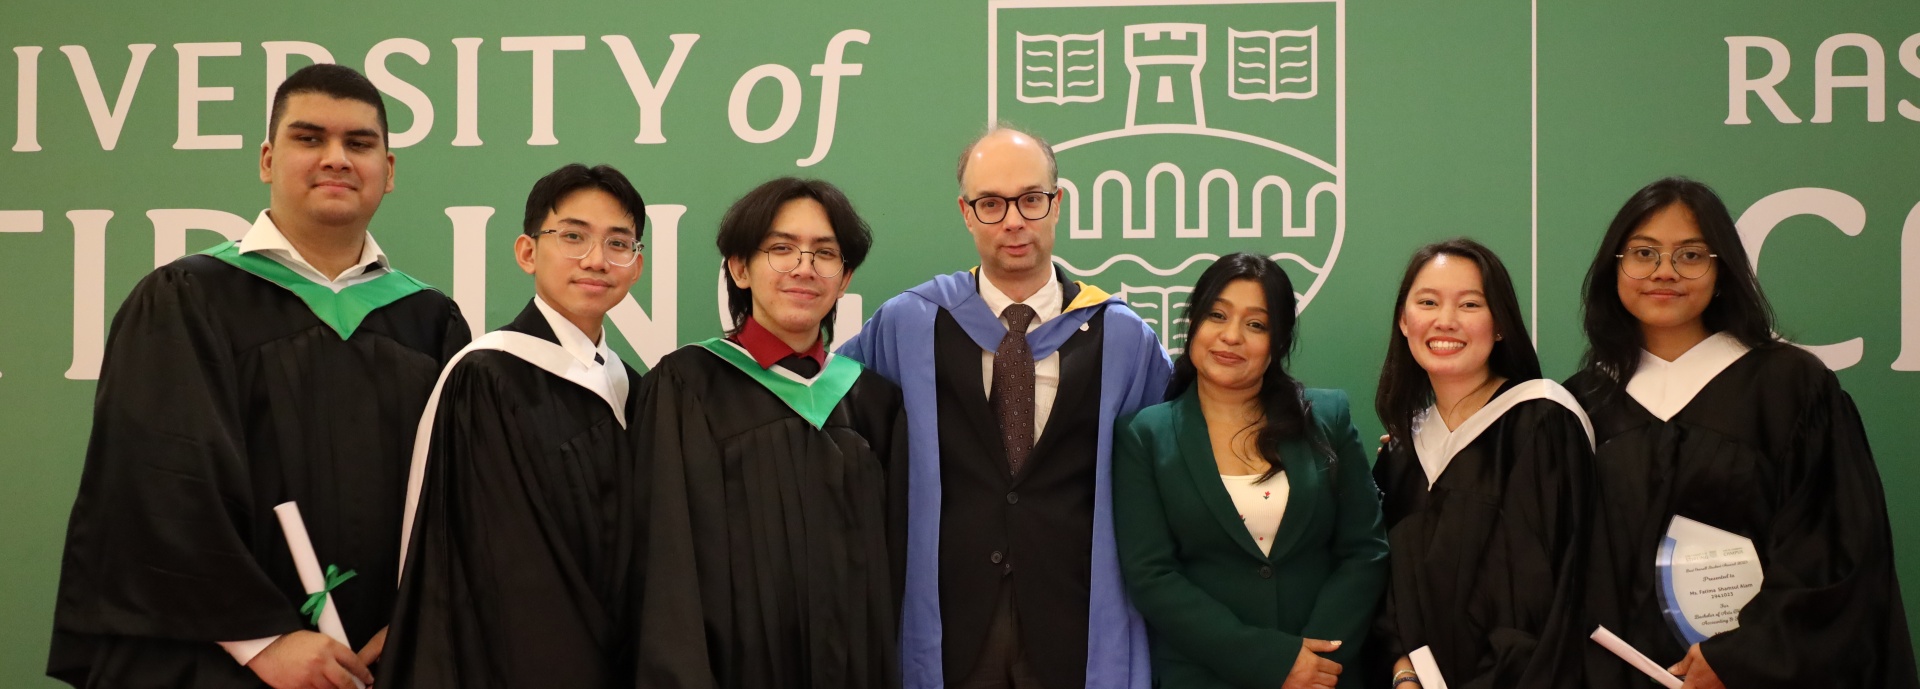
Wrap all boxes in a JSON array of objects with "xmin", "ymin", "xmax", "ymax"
[
  {"xmin": 1702, "ymin": 375, "xmax": 1920, "ymax": 688},
  {"xmin": 1367, "ymin": 443, "xmax": 1411, "ymax": 681},
  {"xmin": 1463, "ymin": 406, "xmax": 1592, "ymax": 689},
  {"xmin": 881, "ymin": 386, "xmax": 912, "ymax": 619},
  {"xmin": 52, "ymin": 267, "xmax": 301, "ymax": 644},
  {"xmin": 631, "ymin": 359, "xmax": 725, "ymax": 689},
  {"xmin": 383, "ymin": 356, "xmax": 616, "ymax": 689}
]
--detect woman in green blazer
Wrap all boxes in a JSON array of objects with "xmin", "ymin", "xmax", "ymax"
[{"xmin": 1115, "ymin": 253, "xmax": 1388, "ymax": 689}]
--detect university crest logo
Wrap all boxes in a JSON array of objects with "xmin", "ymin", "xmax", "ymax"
[{"xmin": 990, "ymin": 0, "xmax": 1345, "ymax": 354}]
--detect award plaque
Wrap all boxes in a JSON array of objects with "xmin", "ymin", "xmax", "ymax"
[{"xmin": 1656, "ymin": 515, "xmax": 1765, "ymax": 646}]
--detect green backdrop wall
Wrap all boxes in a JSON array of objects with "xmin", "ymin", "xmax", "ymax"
[{"xmin": 3, "ymin": 0, "xmax": 1916, "ymax": 682}]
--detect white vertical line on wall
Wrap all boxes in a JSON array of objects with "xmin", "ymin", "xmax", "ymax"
[
  {"xmin": 987, "ymin": 2, "xmax": 999, "ymax": 123},
  {"xmin": 1530, "ymin": 0, "xmax": 1540, "ymax": 346}
]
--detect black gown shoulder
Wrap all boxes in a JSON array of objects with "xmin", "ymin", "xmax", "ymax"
[
  {"xmin": 1573, "ymin": 343, "xmax": 1919, "ymax": 689},
  {"xmin": 1371, "ymin": 382, "xmax": 1594, "ymax": 689},
  {"xmin": 49, "ymin": 256, "xmax": 468, "ymax": 689},
  {"xmin": 631, "ymin": 344, "xmax": 907, "ymax": 689}
]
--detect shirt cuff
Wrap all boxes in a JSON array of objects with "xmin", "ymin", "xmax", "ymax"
[{"xmin": 218, "ymin": 635, "xmax": 280, "ymax": 666}]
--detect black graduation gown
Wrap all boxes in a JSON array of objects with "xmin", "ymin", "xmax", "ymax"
[
  {"xmin": 1570, "ymin": 344, "xmax": 1920, "ymax": 689},
  {"xmin": 633, "ymin": 343, "xmax": 908, "ymax": 689},
  {"xmin": 1370, "ymin": 381, "xmax": 1594, "ymax": 689},
  {"xmin": 48, "ymin": 254, "xmax": 468, "ymax": 689},
  {"xmin": 381, "ymin": 300, "xmax": 644, "ymax": 689}
]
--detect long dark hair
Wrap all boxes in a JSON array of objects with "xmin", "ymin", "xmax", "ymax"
[
  {"xmin": 714, "ymin": 177, "xmax": 874, "ymax": 346},
  {"xmin": 1576, "ymin": 177, "xmax": 1777, "ymax": 400},
  {"xmin": 1167, "ymin": 252, "xmax": 1328, "ymax": 483},
  {"xmin": 1374, "ymin": 238, "xmax": 1542, "ymax": 445}
]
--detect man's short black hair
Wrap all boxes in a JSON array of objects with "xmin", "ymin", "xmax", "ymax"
[
  {"xmin": 268, "ymin": 63, "xmax": 391, "ymax": 146},
  {"xmin": 715, "ymin": 177, "xmax": 873, "ymax": 342},
  {"xmin": 522, "ymin": 163, "xmax": 647, "ymax": 238}
]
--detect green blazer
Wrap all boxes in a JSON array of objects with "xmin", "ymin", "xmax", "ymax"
[{"xmin": 1114, "ymin": 386, "xmax": 1388, "ymax": 689}]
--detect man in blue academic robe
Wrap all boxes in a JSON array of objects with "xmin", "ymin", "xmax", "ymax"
[{"xmin": 839, "ymin": 127, "xmax": 1172, "ymax": 689}]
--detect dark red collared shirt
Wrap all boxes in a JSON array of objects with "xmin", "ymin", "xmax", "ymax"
[{"xmin": 728, "ymin": 317, "xmax": 828, "ymax": 371}]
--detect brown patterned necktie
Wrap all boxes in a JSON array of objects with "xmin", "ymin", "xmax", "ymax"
[{"xmin": 992, "ymin": 303, "xmax": 1039, "ymax": 476}]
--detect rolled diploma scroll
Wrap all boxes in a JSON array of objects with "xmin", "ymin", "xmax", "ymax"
[
  {"xmin": 273, "ymin": 501, "xmax": 367, "ymax": 689},
  {"xmin": 1590, "ymin": 625, "xmax": 1682, "ymax": 689},
  {"xmin": 1408, "ymin": 646, "xmax": 1450, "ymax": 689}
]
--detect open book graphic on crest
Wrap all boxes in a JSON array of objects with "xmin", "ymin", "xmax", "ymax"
[
  {"xmin": 1017, "ymin": 31, "xmax": 1106, "ymax": 103},
  {"xmin": 1229, "ymin": 27, "xmax": 1317, "ymax": 101}
]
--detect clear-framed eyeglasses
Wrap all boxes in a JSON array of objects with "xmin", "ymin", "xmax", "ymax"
[
  {"xmin": 761, "ymin": 243, "xmax": 845, "ymax": 278},
  {"xmin": 1616, "ymin": 245, "xmax": 1716, "ymax": 280},
  {"xmin": 537, "ymin": 229, "xmax": 642, "ymax": 267},
  {"xmin": 965, "ymin": 190, "xmax": 1058, "ymax": 224}
]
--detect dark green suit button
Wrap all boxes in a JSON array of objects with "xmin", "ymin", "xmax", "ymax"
[
  {"xmin": 990, "ymin": 551, "xmax": 1004, "ymax": 564},
  {"xmin": 1006, "ymin": 492, "xmax": 1019, "ymax": 505},
  {"xmin": 1258, "ymin": 566, "xmax": 1273, "ymax": 579}
]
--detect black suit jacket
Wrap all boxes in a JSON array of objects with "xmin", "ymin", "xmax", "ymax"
[{"xmin": 933, "ymin": 278, "xmax": 1107, "ymax": 689}]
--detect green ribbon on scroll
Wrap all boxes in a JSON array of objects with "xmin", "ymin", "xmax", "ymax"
[{"xmin": 299, "ymin": 564, "xmax": 358, "ymax": 626}]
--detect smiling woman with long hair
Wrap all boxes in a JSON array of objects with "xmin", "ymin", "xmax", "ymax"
[
  {"xmin": 1113, "ymin": 252, "xmax": 1387, "ymax": 689},
  {"xmin": 1571, "ymin": 177, "xmax": 1918, "ymax": 689},
  {"xmin": 1368, "ymin": 238, "xmax": 1594, "ymax": 689}
]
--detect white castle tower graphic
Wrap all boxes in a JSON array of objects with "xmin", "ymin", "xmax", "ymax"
[
  {"xmin": 991, "ymin": 0, "xmax": 1345, "ymax": 354},
  {"xmin": 1125, "ymin": 23, "xmax": 1207, "ymax": 128}
]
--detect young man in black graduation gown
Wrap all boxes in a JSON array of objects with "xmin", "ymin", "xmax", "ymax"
[
  {"xmin": 380, "ymin": 164, "xmax": 648, "ymax": 688},
  {"xmin": 633, "ymin": 177, "xmax": 907, "ymax": 689},
  {"xmin": 48, "ymin": 64, "xmax": 470, "ymax": 689}
]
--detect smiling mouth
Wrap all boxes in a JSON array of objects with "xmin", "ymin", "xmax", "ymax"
[
  {"xmin": 1209, "ymin": 350, "xmax": 1244, "ymax": 364},
  {"xmin": 1426, "ymin": 340, "xmax": 1465, "ymax": 352}
]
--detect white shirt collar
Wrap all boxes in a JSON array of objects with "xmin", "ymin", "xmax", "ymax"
[
  {"xmin": 978, "ymin": 267, "xmax": 1063, "ymax": 329},
  {"xmin": 1627, "ymin": 331, "xmax": 1751, "ymax": 421},
  {"xmin": 238, "ymin": 210, "xmax": 389, "ymax": 292},
  {"xmin": 531, "ymin": 295, "xmax": 622, "ymax": 371}
]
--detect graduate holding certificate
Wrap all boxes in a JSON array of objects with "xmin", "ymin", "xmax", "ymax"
[
  {"xmin": 381, "ymin": 164, "xmax": 647, "ymax": 688},
  {"xmin": 1370, "ymin": 239, "xmax": 1595, "ymax": 689},
  {"xmin": 632, "ymin": 178, "xmax": 907, "ymax": 688},
  {"xmin": 1569, "ymin": 177, "xmax": 1919, "ymax": 689},
  {"xmin": 47, "ymin": 64, "xmax": 470, "ymax": 689}
]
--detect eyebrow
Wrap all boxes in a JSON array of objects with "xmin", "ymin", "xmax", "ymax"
[
  {"xmin": 285, "ymin": 121, "xmax": 382, "ymax": 139},
  {"xmin": 555, "ymin": 217, "xmax": 635, "ymax": 236},
  {"xmin": 972, "ymin": 184, "xmax": 1048, "ymax": 198},
  {"xmin": 1210, "ymin": 298, "xmax": 1268, "ymax": 315},
  {"xmin": 1625, "ymin": 234, "xmax": 1708, "ymax": 246},
  {"xmin": 1409, "ymin": 287, "xmax": 1487, "ymax": 301},
  {"xmin": 765, "ymin": 230, "xmax": 838, "ymax": 245}
]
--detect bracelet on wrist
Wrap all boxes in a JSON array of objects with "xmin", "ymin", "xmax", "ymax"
[{"xmin": 1392, "ymin": 676, "xmax": 1422, "ymax": 687}]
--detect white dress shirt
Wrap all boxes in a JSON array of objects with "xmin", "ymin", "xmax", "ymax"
[
  {"xmin": 979, "ymin": 270, "xmax": 1064, "ymax": 439},
  {"xmin": 531, "ymin": 295, "xmax": 630, "ymax": 417},
  {"xmin": 239, "ymin": 210, "xmax": 389, "ymax": 292}
]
